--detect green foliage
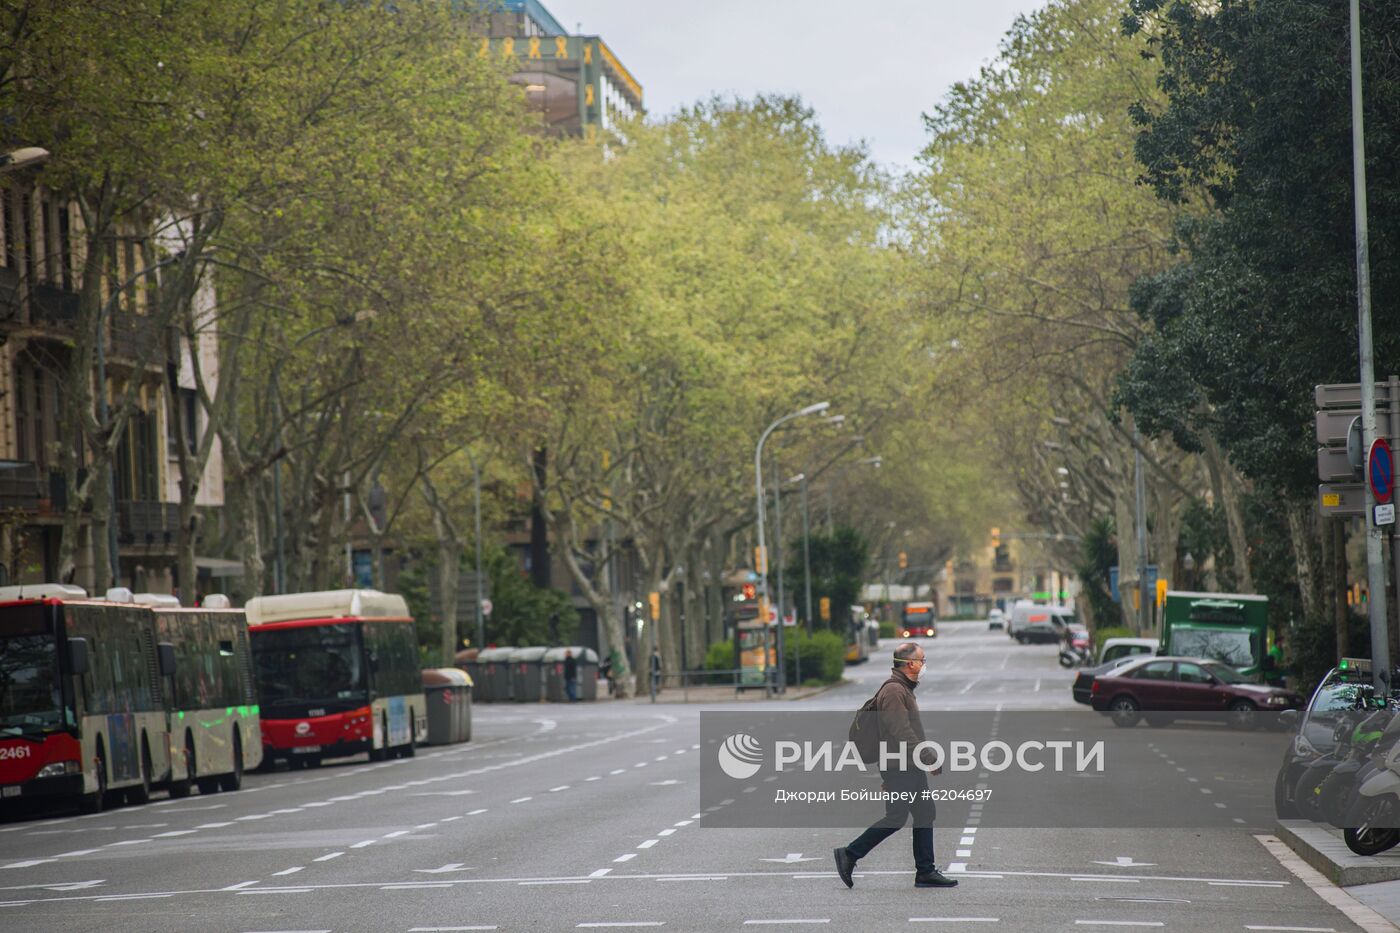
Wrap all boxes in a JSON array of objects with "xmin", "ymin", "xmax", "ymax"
[
  {"xmin": 878, "ymin": 620, "xmax": 897, "ymax": 640},
  {"xmin": 785, "ymin": 526, "xmax": 870, "ymax": 633},
  {"xmin": 704, "ymin": 641, "xmax": 736, "ymax": 684},
  {"xmin": 1118, "ymin": 0, "xmax": 1400, "ymax": 498},
  {"xmin": 395, "ymin": 560, "xmax": 437, "ymax": 659},
  {"xmin": 1092, "ymin": 626, "xmax": 1135, "ymax": 655},
  {"xmin": 482, "ymin": 549, "xmax": 577, "ymax": 648},
  {"xmin": 1075, "ymin": 517, "xmax": 1120, "ymax": 632},
  {"xmin": 783, "ymin": 630, "xmax": 846, "ymax": 685}
]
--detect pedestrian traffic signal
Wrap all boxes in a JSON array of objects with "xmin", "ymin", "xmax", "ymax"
[{"xmin": 898, "ymin": 552, "xmax": 908, "ymax": 570}]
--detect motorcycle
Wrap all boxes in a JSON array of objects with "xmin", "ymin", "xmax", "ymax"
[
  {"xmin": 1058, "ymin": 629, "xmax": 1092, "ymax": 669},
  {"xmin": 1315, "ymin": 707, "xmax": 1395, "ymax": 827}
]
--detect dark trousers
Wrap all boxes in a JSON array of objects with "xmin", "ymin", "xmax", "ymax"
[
  {"xmin": 844, "ymin": 769, "xmax": 936, "ymax": 874},
  {"xmin": 565, "ymin": 678, "xmax": 578, "ymax": 702}
]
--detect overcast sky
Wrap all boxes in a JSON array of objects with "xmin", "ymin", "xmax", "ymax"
[{"xmin": 543, "ymin": 0, "xmax": 1048, "ymax": 174}]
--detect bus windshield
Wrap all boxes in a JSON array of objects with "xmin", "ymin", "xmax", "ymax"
[
  {"xmin": 0, "ymin": 608, "xmax": 64, "ymax": 737},
  {"xmin": 251, "ymin": 623, "xmax": 366, "ymax": 707},
  {"xmin": 1171, "ymin": 626, "xmax": 1257, "ymax": 669}
]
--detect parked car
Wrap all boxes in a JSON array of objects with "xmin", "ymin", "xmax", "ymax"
[
  {"xmin": 1071, "ymin": 654, "xmax": 1148, "ymax": 705},
  {"xmin": 987, "ymin": 608, "xmax": 1005, "ymax": 630},
  {"xmin": 1098, "ymin": 636, "xmax": 1159, "ymax": 665},
  {"xmin": 1089, "ymin": 655, "xmax": 1302, "ymax": 728},
  {"xmin": 1013, "ymin": 606, "xmax": 1076, "ymax": 644}
]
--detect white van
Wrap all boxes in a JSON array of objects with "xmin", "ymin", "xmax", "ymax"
[{"xmin": 1008, "ymin": 603, "xmax": 1076, "ymax": 644}]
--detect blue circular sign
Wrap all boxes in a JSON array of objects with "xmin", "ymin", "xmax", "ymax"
[{"xmin": 1369, "ymin": 438, "xmax": 1394, "ymax": 505}]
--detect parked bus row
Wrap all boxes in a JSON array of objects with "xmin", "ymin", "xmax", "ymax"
[{"xmin": 0, "ymin": 586, "xmax": 426, "ymax": 816}]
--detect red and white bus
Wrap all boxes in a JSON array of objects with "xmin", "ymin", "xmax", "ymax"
[
  {"xmin": 0, "ymin": 585, "xmax": 262, "ymax": 813},
  {"xmin": 246, "ymin": 590, "xmax": 424, "ymax": 768}
]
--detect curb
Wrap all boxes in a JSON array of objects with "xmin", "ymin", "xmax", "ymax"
[
  {"xmin": 1259, "ymin": 834, "xmax": 1400, "ymax": 932},
  {"xmin": 1276, "ymin": 820, "xmax": 1400, "ymax": 887}
]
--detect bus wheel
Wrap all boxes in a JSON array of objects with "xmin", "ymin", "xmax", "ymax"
[
  {"xmin": 78, "ymin": 750, "xmax": 106, "ymax": 814},
  {"xmin": 219, "ymin": 731, "xmax": 243, "ymax": 792},
  {"xmin": 126, "ymin": 739, "xmax": 153, "ymax": 806},
  {"xmin": 169, "ymin": 735, "xmax": 196, "ymax": 799}
]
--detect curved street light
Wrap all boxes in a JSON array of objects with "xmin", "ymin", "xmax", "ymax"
[{"xmin": 754, "ymin": 401, "xmax": 828, "ymax": 693}]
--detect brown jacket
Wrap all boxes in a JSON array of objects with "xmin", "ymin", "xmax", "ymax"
[{"xmin": 874, "ymin": 667, "xmax": 931, "ymax": 770}]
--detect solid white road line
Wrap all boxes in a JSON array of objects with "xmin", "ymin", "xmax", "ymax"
[
  {"xmin": 1073, "ymin": 923, "xmax": 1163, "ymax": 928},
  {"xmin": 409, "ymin": 927, "xmax": 497, "ymax": 931},
  {"xmin": 743, "ymin": 921, "xmax": 830, "ymax": 926},
  {"xmin": 909, "ymin": 920, "xmax": 999, "ymax": 925},
  {"xmin": 576, "ymin": 924, "xmax": 664, "ymax": 929},
  {"xmin": 1243, "ymin": 927, "xmax": 1336, "ymax": 932}
]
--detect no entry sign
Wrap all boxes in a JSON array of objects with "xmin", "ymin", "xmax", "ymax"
[{"xmin": 1369, "ymin": 437, "xmax": 1394, "ymax": 505}]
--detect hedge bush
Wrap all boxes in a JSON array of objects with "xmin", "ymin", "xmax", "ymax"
[
  {"xmin": 878, "ymin": 620, "xmax": 896, "ymax": 639},
  {"xmin": 784, "ymin": 629, "xmax": 846, "ymax": 685},
  {"xmin": 704, "ymin": 640, "xmax": 735, "ymax": 684}
]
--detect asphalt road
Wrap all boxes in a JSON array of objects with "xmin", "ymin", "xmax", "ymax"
[{"xmin": 0, "ymin": 620, "xmax": 1373, "ymax": 932}]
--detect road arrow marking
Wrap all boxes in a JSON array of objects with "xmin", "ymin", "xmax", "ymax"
[
  {"xmin": 761, "ymin": 853, "xmax": 819, "ymax": 864},
  {"xmin": 414, "ymin": 863, "xmax": 473, "ymax": 874},
  {"xmin": 1092, "ymin": 857, "xmax": 1156, "ymax": 868}
]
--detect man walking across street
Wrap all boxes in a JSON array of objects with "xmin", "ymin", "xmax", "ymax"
[
  {"xmin": 564, "ymin": 649, "xmax": 579, "ymax": 702},
  {"xmin": 834, "ymin": 642, "xmax": 957, "ymax": 889}
]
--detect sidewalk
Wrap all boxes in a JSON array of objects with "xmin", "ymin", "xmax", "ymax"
[
  {"xmin": 613, "ymin": 680, "xmax": 845, "ymax": 704},
  {"xmin": 1276, "ymin": 820, "xmax": 1400, "ymax": 930}
]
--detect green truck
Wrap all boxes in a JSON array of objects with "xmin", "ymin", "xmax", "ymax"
[{"xmin": 1161, "ymin": 590, "xmax": 1271, "ymax": 678}]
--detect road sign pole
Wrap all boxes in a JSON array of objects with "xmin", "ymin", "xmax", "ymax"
[{"xmin": 1350, "ymin": 0, "xmax": 1389, "ymax": 690}]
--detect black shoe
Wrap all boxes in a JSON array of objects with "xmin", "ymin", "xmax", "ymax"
[
  {"xmin": 833, "ymin": 847, "xmax": 855, "ymax": 888},
  {"xmin": 914, "ymin": 868, "xmax": 959, "ymax": 888}
]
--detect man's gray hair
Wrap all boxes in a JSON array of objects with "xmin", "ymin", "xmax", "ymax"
[{"xmin": 892, "ymin": 642, "xmax": 921, "ymax": 666}]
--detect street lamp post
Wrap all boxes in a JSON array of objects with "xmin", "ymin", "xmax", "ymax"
[
  {"xmin": 1349, "ymin": 0, "xmax": 1390, "ymax": 689},
  {"xmin": 1134, "ymin": 425, "xmax": 1150, "ymax": 633},
  {"xmin": 466, "ymin": 448, "xmax": 485, "ymax": 652},
  {"xmin": 0, "ymin": 148, "xmax": 49, "ymax": 174},
  {"xmin": 755, "ymin": 401, "xmax": 829, "ymax": 694},
  {"xmin": 798, "ymin": 473, "xmax": 813, "ymax": 634}
]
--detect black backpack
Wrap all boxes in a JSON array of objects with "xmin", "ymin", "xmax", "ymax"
[{"xmin": 848, "ymin": 686, "xmax": 886, "ymax": 765}]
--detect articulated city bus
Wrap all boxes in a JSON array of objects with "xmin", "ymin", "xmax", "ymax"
[
  {"xmin": 246, "ymin": 590, "xmax": 425, "ymax": 768},
  {"xmin": 151, "ymin": 599, "xmax": 263, "ymax": 796},
  {"xmin": 0, "ymin": 585, "xmax": 261, "ymax": 813}
]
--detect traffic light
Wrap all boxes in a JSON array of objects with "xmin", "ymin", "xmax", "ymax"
[
  {"xmin": 819, "ymin": 597, "xmax": 831, "ymax": 622},
  {"xmin": 898, "ymin": 552, "xmax": 908, "ymax": 570},
  {"xmin": 990, "ymin": 527, "xmax": 1001, "ymax": 547},
  {"xmin": 754, "ymin": 545, "xmax": 767, "ymax": 574},
  {"xmin": 742, "ymin": 583, "xmax": 756, "ymax": 601},
  {"xmin": 648, "ymin": 591, "xmax": 661, "ymax": 621}
]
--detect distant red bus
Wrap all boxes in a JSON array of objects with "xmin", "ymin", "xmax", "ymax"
[
  {"xmin": 900, "ymin": 601, "xmax": 938, "ymax": 638},
  {"xmin": 246, "ymin": 590, "xmax": 425, "ymax": 768}
]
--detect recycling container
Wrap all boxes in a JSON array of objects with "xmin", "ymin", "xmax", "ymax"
[
  {"xmin": 421, "ymin": 668, "xmax": 473, "ymax": 744},
  {"xmin": 543, "ymin": 646, "xmax": 600, "ymax": 702},
  {"xmin": 509, "ymin": 647, "xmax": 550, "ymax": 702}
]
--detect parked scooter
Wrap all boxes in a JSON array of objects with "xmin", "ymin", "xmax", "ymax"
[
  {"xmin": 1341, "ymin": 713, "xmax": 1400, "ymax": 856},
  {"xmin": 1058, "ymin": 628, "xmax": 1092, "ymax": 669},
  {"xmin": 1315, "ymin": 707, "xmax": 1395, "ymax": 827}
]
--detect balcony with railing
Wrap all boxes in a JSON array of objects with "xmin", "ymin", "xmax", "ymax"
[{"xmin": 117, "ymin": 500, "xmax": 180, "ymax": 546}]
